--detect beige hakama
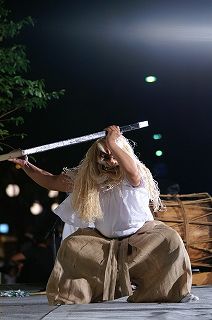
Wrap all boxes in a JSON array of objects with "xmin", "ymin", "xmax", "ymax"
[{"xmin": 46, "ymin": 220, "xmax": 192, "ymax": 304}]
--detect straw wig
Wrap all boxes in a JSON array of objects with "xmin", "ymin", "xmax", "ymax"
[{"xmin": 64, "ymin": 136, "xmax": 162, "ymax": 222}]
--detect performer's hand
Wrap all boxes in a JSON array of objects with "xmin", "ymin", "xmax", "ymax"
[
  {"xmin": 8, "ymin": 155, "xmax": 29, "ymax": 168},
  {"xmin": 105, "ymin": 125, "xmax": 122, "ymax": 147}
]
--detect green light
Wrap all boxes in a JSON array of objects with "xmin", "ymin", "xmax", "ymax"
[
  {"xmin": 145, "ymin": 75, "xmax": 157, "ymax": 83},
  {"xmin": 153, "ymin": 133, "xmax": 162, "ymax": 140},
  {"xmin": 155, "ymin": 150, "xmax": 163, "ymax": 157}
]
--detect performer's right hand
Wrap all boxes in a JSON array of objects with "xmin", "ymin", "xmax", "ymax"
[{"xmin": 8, "ymin": 155, "xmax": 29, "ymax": 168}]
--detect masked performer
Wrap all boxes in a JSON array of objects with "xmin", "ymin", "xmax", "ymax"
[{"xmin": 9, "ymin": 125, "xmax": 198, "ymax": 304}]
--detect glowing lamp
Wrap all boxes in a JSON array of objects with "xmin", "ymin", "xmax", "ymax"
[
  {"xmin": 30, "ymin": 202, "xmax": 43, "ymax": 215},
  {"xmin": 145, "ymin": 75, "xmax": 157, "ymax": 83},
  {"xmin": 5, "ymin": 184, "xmax": 20, "ymax": 197},
  {"xmin": 155, "ymin": 150, "xmax": 163, "ymax": 157}
]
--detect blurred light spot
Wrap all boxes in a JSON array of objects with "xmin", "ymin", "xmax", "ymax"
[
  {"xmin": 153, "ymin": 133, "xmax": 162, "ymax": 140},
  {"xmin": 15, "ymin": 164, "xmax": 21, "ymax": 169},
  {"xmin": 51, "ymin": 203, "xmax": 59, "ymax": 211},
  {"xmin": 0, "ymin": 224, "xmax": 9, "ymax": 234},
  {"xmin": 5, "ymin": 184, "xmax": 20, "ymax": 197},
  {"xmin": 48, "ymin": 190, "xmax": 59, "ymax": 198},
  {"xmin": 155, "ymin": 150, "xmax": 163, "ymax": 157},
  {"xmin": 30, "ymin": 202, "xmax": 43, "ymax": 215},
  {"xmin": 145, "ymin": 75, "xmax": 157, "ymax": 83}
]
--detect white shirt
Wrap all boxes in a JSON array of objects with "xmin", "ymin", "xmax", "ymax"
[{"xmin": 55, "ymin": 180, "xmax": 154, "ymax": 239}]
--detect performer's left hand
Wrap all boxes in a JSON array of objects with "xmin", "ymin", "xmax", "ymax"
[{"xmin": 8, "ymin": 155, "xmax": 29, "ymax": 168}]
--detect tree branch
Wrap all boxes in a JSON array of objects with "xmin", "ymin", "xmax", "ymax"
[
  {"xmin": 0, "ymin": 141, "xmax": 15, "ymax": 150},
  {"xmin": 0, "ymin": 106, "xmax": 23, "ymax": 119}
]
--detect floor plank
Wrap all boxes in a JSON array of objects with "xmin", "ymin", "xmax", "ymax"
[{"xmin": 0, "ymin": 286, "xmax": 211, "ymax": 320}]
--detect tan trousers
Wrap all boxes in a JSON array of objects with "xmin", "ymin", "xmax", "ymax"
[{"xmin": 46, "ymin": 221, "xmax": 192, "ymax": 305}]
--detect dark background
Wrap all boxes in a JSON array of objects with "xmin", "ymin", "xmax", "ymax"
[{"xmin": 0, "ymin": 0, "xmax": 211, "ymax": 238}]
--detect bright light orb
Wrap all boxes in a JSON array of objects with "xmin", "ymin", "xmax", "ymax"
[
  {"xmin": 51, "ymin": 203, "xmax": 59, "ymax": 211},
  {"xmin": 155, "ymin": 150, "xmax": 163, "ymax": 157},
  {"xmin": 153, "ymin": 133, "xmax": 162, "ymax": 140},
  {"xmin": 0, "ymin": 224, "xmax": 9, "ymax": 234},
  {"xmin": 30, "ymin": 202, "xmax": 43, "ymax": 215},
  {"xmin": 48, "ymin": 190, "xmax": 59, "ymax": 198},
  {"xmin": 6, "ymin": 184, "xmax": 20, "ymax": 197},
  {"xmin": 145, "ymin": 75, "xmax": 157, "ymax": 83}
]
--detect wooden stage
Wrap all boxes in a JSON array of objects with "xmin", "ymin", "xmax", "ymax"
[{"xmin": 0, "ymin": 285, "xmax": 212, "ymax": 320}]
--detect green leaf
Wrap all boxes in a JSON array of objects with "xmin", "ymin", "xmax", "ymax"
[
  {"xmin": 0, "ymin": 0, "xmax": 65, "ymax": 151},
  {"xmin": 0, "ymin": 129, "xmax": 9, "ymax": 137},
  {"xmin": 10, "ymin": 116, "xmax": 24, "ymax": 126}
]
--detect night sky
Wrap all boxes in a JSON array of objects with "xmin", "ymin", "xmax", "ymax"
[{"xmin": 0, "ymin": 0, "xmax": 212, "ymax": 236}]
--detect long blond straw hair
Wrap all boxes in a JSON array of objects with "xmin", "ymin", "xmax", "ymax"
[{"xmin": 68, "ymin": 136, "xmax": 162, "ymax": 222}]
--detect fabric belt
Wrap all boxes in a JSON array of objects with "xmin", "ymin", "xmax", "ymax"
[{"xmin": 103, "ymin": 238, "xmax": 133, "ymax": 301}]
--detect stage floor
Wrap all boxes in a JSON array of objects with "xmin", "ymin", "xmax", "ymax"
[{"xmin": 0, "ymin": 285, "xmax": 212, "ymax": 320}]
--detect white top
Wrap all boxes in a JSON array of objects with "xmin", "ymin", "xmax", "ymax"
[{"xmin": 55, "ymin": 180, "xmax": 154, "ymax": 239}]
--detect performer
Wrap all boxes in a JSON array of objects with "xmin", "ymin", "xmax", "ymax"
[{"xmin": 9, "ymin": 125, "xmax": 198, "ymax": 304}]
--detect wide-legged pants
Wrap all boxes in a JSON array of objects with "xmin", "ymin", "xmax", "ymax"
[{"xmin": 46, "ymin": 220, "xmax": 192, "ymax": 305}]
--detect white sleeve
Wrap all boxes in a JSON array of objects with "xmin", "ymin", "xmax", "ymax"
[{"xmin": 54, "ymin": 194, "xmax": 95, "ymax": 228}]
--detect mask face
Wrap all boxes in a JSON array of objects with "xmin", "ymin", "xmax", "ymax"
[{"xmin": 97, "ymin": 142, "xmax": 119, "ymax": 169}]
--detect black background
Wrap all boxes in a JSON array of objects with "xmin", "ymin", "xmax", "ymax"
[{"xmin": 0, "ymin": 0, "xmax": 211, "ymax": 237}]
